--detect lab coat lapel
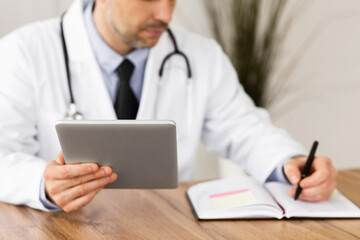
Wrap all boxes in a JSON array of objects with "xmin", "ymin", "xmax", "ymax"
[
  {"xmin": 137, "ymin": 32, "xmax": 173, "ymax": 119},
  {"xmin": 62, "ymin": 0, "xmax": 116, "ymax": 119}
]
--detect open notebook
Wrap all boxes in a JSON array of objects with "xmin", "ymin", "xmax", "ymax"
[{"xmin": 187, "ymin": 176, "xmax": 360, "ymax": 220}]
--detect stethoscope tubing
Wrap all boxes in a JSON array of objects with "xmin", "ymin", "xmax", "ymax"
[{"xmin": 60, "ymin": 14, "xmax": 75, "ymax": 105}]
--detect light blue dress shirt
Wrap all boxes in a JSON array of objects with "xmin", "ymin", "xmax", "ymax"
[{"xmin": 39, "ymin": 1, "xmax": 289, "ymax": 210}]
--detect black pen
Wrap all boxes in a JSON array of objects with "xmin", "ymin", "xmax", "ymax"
[{"xmin": 294, "ymin": 141, "xmax": 319, "ymax": 200}]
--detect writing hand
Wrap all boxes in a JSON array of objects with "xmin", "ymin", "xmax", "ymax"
[{"xmin": 284, "ymin": 156, "xmax": 337, "ymax": 202}]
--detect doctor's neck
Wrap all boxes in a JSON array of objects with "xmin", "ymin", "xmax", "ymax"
[{"xmin": 93, "ymin": 6, "xmax": 135, "ymax": 56}]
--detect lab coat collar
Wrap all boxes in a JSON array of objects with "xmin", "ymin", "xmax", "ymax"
[
  {"xmin": 62, "ymin": 0, "xmax": 94, "ymax": 63},
  {"xmin": 136, "ymin": 30, "xmax": 174, "ymax": 119}
]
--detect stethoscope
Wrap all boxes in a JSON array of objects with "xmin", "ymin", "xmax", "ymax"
[{"xmin": 60, "ymin": 15, "xmax": 193, "ymax": 129}]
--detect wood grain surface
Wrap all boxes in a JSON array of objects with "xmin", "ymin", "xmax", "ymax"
[{"xmin": 0, "ymin": 169, "xmax": 359, "ymax": 240}]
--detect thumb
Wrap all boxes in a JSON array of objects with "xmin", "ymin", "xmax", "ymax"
[
  {"xmin": 56, "ymin": 151, "xmax": 66, "ymax": 165},
  {"xmin": 284, "ymin": 158, "xmax": 303, "ymax": 185}
]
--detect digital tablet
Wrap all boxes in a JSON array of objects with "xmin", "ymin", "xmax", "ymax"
[{"xmin": 55, "ymin": 120, "xmax": 178, "ymax": 189}]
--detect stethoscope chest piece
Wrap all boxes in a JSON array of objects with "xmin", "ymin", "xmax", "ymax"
[{"xmin": 64, "ymin": 103, "xmax": 84, "ymax": 120}]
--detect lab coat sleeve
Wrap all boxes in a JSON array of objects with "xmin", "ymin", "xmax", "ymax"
[
  {"xmin": 200, "ymin": 42, "xmax": 307, "ymax": 184},
  {"xmin": 0, "ymin": 32, "xmax": 52, "ymax": 211}
]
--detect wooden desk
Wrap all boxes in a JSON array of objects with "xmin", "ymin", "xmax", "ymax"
[{"xmin": 0, "ymin": 169, "xmax": 359, "ymax": 239}]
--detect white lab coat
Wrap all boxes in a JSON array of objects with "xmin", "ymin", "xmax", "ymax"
[{"xmin": 0, "ymin": 0, "xmax": 305, "ymax": 211}]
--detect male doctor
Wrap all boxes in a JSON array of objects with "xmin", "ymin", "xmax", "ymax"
[{"xmin": 0, "ymin": 0, "xmax": 337, "ymax": 212}]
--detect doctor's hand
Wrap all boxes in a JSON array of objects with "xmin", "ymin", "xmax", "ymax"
[
  {"xmin": 43, "ymin": 152, "xmax": 117, "ymax": 212},
  {"xmin": 283, "ymin": 156, "xmax": 337, "ymax": 202}
]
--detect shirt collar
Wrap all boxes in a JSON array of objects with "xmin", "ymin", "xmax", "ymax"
[{"xmin": 83, "ymin": 1, "xmax": 149, "ymax": 73}]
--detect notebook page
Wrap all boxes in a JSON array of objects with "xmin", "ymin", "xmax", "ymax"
[
  {"xmin": 265, "ymin": 182, "xmax": 360, "ymax": 218},
  {"xmin": 187, "ymin": 176, "xmax": 283, "ymax": 219}
]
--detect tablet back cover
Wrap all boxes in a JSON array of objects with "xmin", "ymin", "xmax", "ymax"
[{"xmin": 55, "ymin": 120, "xmax": 178, "ymax": 189}]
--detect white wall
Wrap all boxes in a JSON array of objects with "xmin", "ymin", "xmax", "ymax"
[
  {"xmin": 0, "ymin": 0, "xmax": 73, "ymax": 37},
  {"xmin": 270, "ymin": 0, "xmax": 360, "ymax": 170},
  {"xmin": 174, "ymin": 0, "xmax": 360, "ymax": 170}
]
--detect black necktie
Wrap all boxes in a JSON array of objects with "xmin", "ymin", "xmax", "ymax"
[{"xmin": 114, "ymin": 59, "xmax": 138, "ymax": 119}]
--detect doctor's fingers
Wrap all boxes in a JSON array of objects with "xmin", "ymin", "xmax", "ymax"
[
  {"xmin": 283, "ymin": 157, "xmax": 307, "ymax": 185},
  {"xmin": 49, "ymin": 166, "xmax": 114, "ymax": 193},
  {"xmin": 299, "ymin": 157, "xmax": 337, "ymax": 189},
  {"xmin": 62, "ymin": 187, "xmax": 102, "ymax": 213},
  {"xmin": 55, "ymin": 152, "xmax": 65, "ymax": 165},
  {"xmin": 44, "ymin": 161, "xmax": 99, "ymax": 181},
  {"xmin": 289, "ymin": 180, "xmax": 336, "ymax": 202},
  {"xmin": 52, "ymin": 173, "xmax": 117, "ymax": 209}
]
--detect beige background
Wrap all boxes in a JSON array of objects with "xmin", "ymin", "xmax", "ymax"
[{"xmin": 0, "ymin": 0, "xmax": 359, "ymax": 179}]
